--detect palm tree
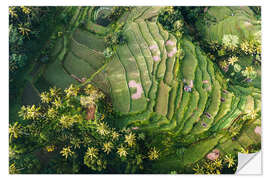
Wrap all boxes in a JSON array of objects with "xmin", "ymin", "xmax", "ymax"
[
  {"xmin": 220, "ymin": 61, "xmax": 228, "ymax": 71},
  {"xmin": 193, "ymin": 164, "xmax": 204, "ymax": 174},
  {"xmin": 111, "ymin": 131, "xmax": 120, "ymax": 140},
  {"xmin": 18, "ymin": 24, "xmax": 31, "ymax": 36},
  {"xmin": 242, "ymin": 66, "xmax": 256, "ymax": 79},
  {"xmin": 213, "ymin": 159, "xmax": 223, "ymax": 168},
  {"xmin": 46, "ymin": 145, "xmax": 55, "ymax": 152},
  {"xmin": 9, "ymin": 122, "xmax": 21, "ymax": 141},
  {"xmin": 52, "ymin": 97, "xmax": 62, "ymax": 109},
  {"xmin": 103, "ymin": 142, "xmax": 113, "ymax": 154},
  {"xmin": 228, "ymin": 56, "xmax": 238, "ymax": 65},
  {"xmin": 224, "ymin": 154, "xmax": 235, "ymax": 168},
  {"xmin": 96, "ymin": 122, "xmax": 109, "ymax": 136},
  {"xmin": 60, "ymin": 146, "xmax": 74, "ymax": 159},
  {"xmin": 60, "ymin": 115, "xmax": 75, "ymax": 128},
  {"xmin": 117, "ymin": 145, "xmax": 128, "ymax": 157},
  {"xmin": 222, "ymin": 34, "xmax": 239, "ymax": 50},
  {"xmin": 40, "ymin": 92, "xmax": 50, "ymax": 103},
  {"xmin": 85, "ymin": 147, "xmax": 99, "ymax": 160},
  {"xmin": 80, "ymin": 96, "xmax": 95, "ymax": 107},
  {"xmin": 26, "ymin": 105, "xmax": 41, "ymax": 119},
  {"xmin": 247, "ymin": 110, "xmax": 257, "ymax": 119},
  {"xmin": 245, "ymin": 66, "xmax": 255, "ymax": 74},
  {"xmin": 9, "ymin": 163, "xmax": 18, "ymax": 174},
  {"xmin": 49, "ymin": 87, "xmax": 59, "ymax": 97},
  {"xmin": 148, "ymin": 147, "xmax": 159, "ymax": 160},
  {"xmin": 240, "ymin": 147, "xmax": 249, "ymax": 154},
  {"xmin": 47, "ymin": 107, "xmax": 57, "ymax": 118},
  {"xmin": 64, "ymin": 84, "xmax": 79, "ymax": 98},
  {"xmin": 18, "ymin": 105, "xmax": 27, "ymax": 120},
  {"xmin": 124, "ymin": 132, "xmax": 136, "ymax": 147},
  {"xmin": 9, "ymin": 7, "xmax": 18, "ymax": 18},
  {"xmin": 20, "ymin": 6, "xmax": 31, "ymax": 15}
]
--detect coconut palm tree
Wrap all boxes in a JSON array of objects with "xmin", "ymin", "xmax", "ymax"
[
  {"xmin": 111, "ymin": 131, "xmax": 120, "ymax": 140},
  {"xmin": 18, "ymin": 23, "xmax": 31, "ymax": 36},
  {"xmin": 103, "ymin": 142, "xmax": 113, "ymax": 154},
  {"xmin": 9, "ymin": 7, "xmax": 18, "ymax": 18},
  {"xmin": 124, "ymin": 132, "xmax": 136, "ymax": 147},
  {"xmin": 9, "ymin": 122, "xmax": 21, "ymax": 141},
  {"xmin": 60, "ymin": 146, "xmax": 74, "ymax": 159},
  {"xmin": 96, "ymin": 122, "xmax": 109, "ymax": 136},
  {"xmin": 228, "ymin": 56, "xmax": 238, "ymax": 65},
  {"xmin": 224, "ymin": 154, "xmax": 235, "ymax": 168},
  {"xmin": 64, "ymin": 84, "xmax": 79, "ymax": 98},
  {"xmin": 148, "ymin": 147, "xmax": 159, "ymax": 160},
  {"xmin": 117, "ymin": 145, "xmax": 128, "ymax": 157},
  {"xmin": 40, "ymin": 92, "xmax": 50, "ymax": 103},
  {"xmin": 85, "ymin": 147, "xmax": 99, "ymax": 160}
]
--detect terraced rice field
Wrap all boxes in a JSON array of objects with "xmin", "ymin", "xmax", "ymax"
[
  {"xmin": 41, "ymin": 6, "xmax": 261, "ymax": 172},
  {"xmin": 196, "ymin": 6, "xmax": 261, "ymax": 43}
]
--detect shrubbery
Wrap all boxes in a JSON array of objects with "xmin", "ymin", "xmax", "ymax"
[
  {"xmin": 9, "ymin": 6, "xmax": 68, "ymax": 100},
  {"xmin": 9, "ymin": 84, "xmax": 160, "ymax": 174},
  {"xmin": 9, "ymin": 7, "xmax": 52, "ymax": 78}
]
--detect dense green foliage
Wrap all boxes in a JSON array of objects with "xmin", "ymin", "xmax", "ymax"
[
  {"xmin": 9, "ymin": 84, "xmax": 160, "ymax": 173},
  {"xmin": 104, "ymin": 23, "xmax": 127, "ymax": 48},
  {"xmin": 9, "ymin": 7, "xmax": 62, "ymax": 81},
  {"xmin": 9, "ymin": 6, "xmax": 34, "ymax": 76}
]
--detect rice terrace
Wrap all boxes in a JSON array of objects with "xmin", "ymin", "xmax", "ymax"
[{"xmin": 9, "ymin": 6, "xmax": 261, "ymax": 174}]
